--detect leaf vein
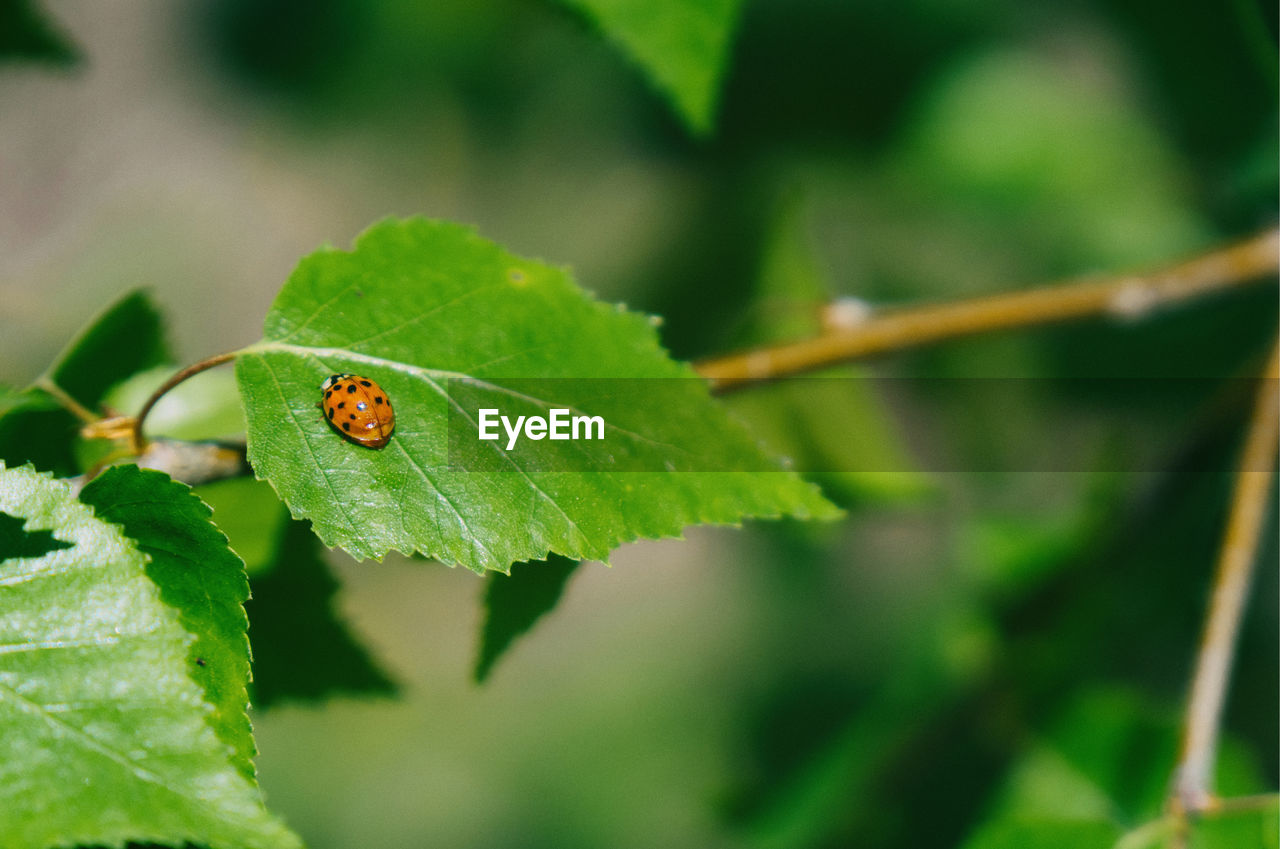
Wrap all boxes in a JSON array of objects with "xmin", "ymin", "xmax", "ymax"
[
  {"xmin": 0, "ymin": 677, "xmax": 177, "ymax": 788},
  {"xmin": 256, "ymin": 353, "xmax": 366, "ymax": 551}
]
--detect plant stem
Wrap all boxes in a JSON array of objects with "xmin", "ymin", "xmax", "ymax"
[
  {"xmin": 694, "ymin": 228, "xmax": 1280, "ymax": 389},
  {"xmin": 130, "ymin": 351, "xmax": 239, "ymax": 453},
  {"xmin": 1171, "ymin": 337, "xmax": 1279, "ymax": 815},
  {"xmin": 1210, "ymin": 792, "xmax": 1280, "ymax": 814},
  {"xmin": 33, "ymin": 377, "xmax": 98, "ymax": 424}
]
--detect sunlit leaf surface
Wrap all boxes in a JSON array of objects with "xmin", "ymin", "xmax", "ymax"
[
  {"xmin": 0, "ymin": 463, "xmax": 300, "ymax": 849},
  {"xmin": 238, "ymin": 217, "xmax": 837, "ymax": 572}
]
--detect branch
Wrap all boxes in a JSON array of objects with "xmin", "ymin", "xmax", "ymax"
[
  {"xmin": 694, "ymin": 228, "xmax": 1280, "ymax": 389},
  {"xmin": 129, "ymin": 351, "xmax": 238, "ymax": 453},
  {"xmin": 1171, "ymin": 337, "xmax": 1279, "ymax": 816}
]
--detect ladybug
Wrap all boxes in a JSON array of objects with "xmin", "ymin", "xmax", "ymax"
[{"xmin": 320, "ymin": 373, "xmax": 395, "ymax": 449}]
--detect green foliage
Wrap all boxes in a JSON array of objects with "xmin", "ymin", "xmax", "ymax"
[
  {"xmin": 106, "ymin": 365, "xmax": 246, "ymax": 442},
  {"xmin": 964, "ymin": 688, "xmax": 1277, "ymax": 849},
  {"xmin": 962, "ymin": 819, "xmax": 1123, "ymax": 849},
  {"xmin": 0, "ymin": 509, "xmax": 70, "ymax": 559},
  {"xmin": 194, "ymin": 477, "xmax": 393, "ymax": 706},
  {"xmin": 475, "ymin": 554, "xmax": 581, "ymax": 682},
  {"xmin": 557, "ymin": 0, "xmax": 743, "ymax": 134},
  {"xmin": 44, "ymin": 290, "xmax": 171, "ymax": 413},
  {"xmin": 0, "ymin": 463, "xmax": 300, "ymax": 849},
  {"xmin": 1189, "ymin": 801, "xmax": 1280, "ymax": 849},
  {"xmin": 897, "ymin": 49, "xmax": 1207, "ymax": 268},
  {"xmin": 1, "ymin": 290, "xmax": 172, "ymax": 476},
  {"xmin": 0, "ymin": 386, "xmax": 79, "ymax": 477},
  {"xmin": 722, "ymin": 194, "xmax": 930, "ymax": 506},
  {"xmin": 0, "ymin": 0, "xmax": 76, "ymax": 64},
  {"xmin": 79, "ymin": 465, "xmax": 258, "ymax": 781},
  {"xmin": 955, "ymin": 472, "xmax": 1118, "ymax": 601},
  {"xmin": 1, "ymin": 3, "xmax": 1275, "ymax": 846},
  {"xmin": 733, "ymin": 607, "xmax": 997, "ymax": 849},
  {"xmin": 196, "ymin": 477, "xmax": 290, "ymax": 575},
  {"xmin": 238, "ymin": 217, "xmax": 837, "ymax": 571},
  {"xmin": 962, "ymin": 803, "xmax": 1280, "ymax": 849},
  {"xmin": 246, "ymin": 517, "xmax": 396, "ymax": 707}
]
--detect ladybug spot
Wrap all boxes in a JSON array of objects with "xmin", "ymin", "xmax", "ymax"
[
  {"xmin": 357, "ymin": 401, "xmax": 367, "ymax": 411},
  {"xmin": 337, "ymin": 401, "xmax": 346, "ymax": 409},
  {"xmin": 342, "ymin": 422, "xmax": 351, "ymax": 432},
  {"xmin": 327, "ymin": 408, "xmax": 335, "ymax": 420},
  {"xmin": 349, "ymin": 413, "xmax": 356, "ymax": 420},
  {"xmin": 375, "ymin": 396, "xmax": 383, "ymax": 404},
  {"xmin": 346, "ymin": 384, "xmax": 356, "ymax": 393},
  {"xmin": 325, "ymin": 390, "xmax": 332, "ymax": 398},
  {"xmin": 360, "ymin": 380, "xmax": 372, "ymax": 387}
]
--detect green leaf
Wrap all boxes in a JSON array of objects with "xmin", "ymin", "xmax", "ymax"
[
  {"xmin": 0, "ymin": 510, "xmax": 71, "ymax": 559},
  {"xmin": 192, "ymin": 477, "xmax": 392, "ymax": 705},
  {"xmin": 2, "ymin": 291, "xmax": 171, "ymax": 477},
  {"xmin": 733, "ymin": 190, "xmax": 832, "ymax": 348},
  {"xmin": 106, "ymin": 364, "xmax": 246, "ymax": 442},
  {"xmin": 78, "ymin": 465, "xmax": 258, "ymax": 781},
  {"xmin": 0, "ymin": 385, "xmax": 20, "ymax": 412},
  {"xmin": 196, "ymin": 477, "xmax": 290, "ymax": 576},
  {"xmin": 475, "ymin": 554, "xmax": 581, "ymax": 682},
  {"xmin": 246, "ymin": 517, "xmax": 396, "ymax": 707},
  {"xmin": 736, "ymin": 608, "xmax": 996, "ymax": 849},
  {"xmin": 238, "ymin": 217, "xmax": 837, "ymax": 572},
  {"xmin": 956, "ymin": 470, "xmax": 1120, "ymax": 601},
  {"xmin": 0, "ymin": 463, "xmax": 301, "ymax": 849},
  {"xmin": 0, "ymin": 0, "xmax": 77, "ymax": 64},
  {"xmin": 723, "ymin": 194, "xmax": 931, "ymax": 506},
  {"xmin": 557, "ymin": 0, "xmax": 744, "ymax": 135},
  {"xmin": 961, "ymin": 818, "xmax": 1122, "ymax": 849},
  {"xmin": 962, "ymin": 804, "xmax": 1280, "ymax": 849},
  {"xmin": 0, "ymin": 387, "xmax": 80, "ymax": 476},
  {"xmin": 44, "ymin": 289, "xmax": 171, "ymax": 412},
  {"xmin": 965, "ymin": 688, "xmax": 1275, "ymax": 849},
  {"xmin": 724, "ymin": 378, "xmax": 932, "ymax": 506},
  {"xmin": 996, "ymin": 690, "xmax": 1267, "ymax": 824},
  {"xmin": 1188, "ymin": 799, "xmax": 1280, "ymax": 849}
]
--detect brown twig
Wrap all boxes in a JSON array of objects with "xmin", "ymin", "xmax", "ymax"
[
  {"xmin": 694, "ymin": 228, "xmax": 1280, "ymax": 389},
  {"xmin": 130, "ymin": 351, "xmax": 238, "ymax": 454},
  {"xmin": 1170, "ymin": 338, "xmax": 1279, "ymax": 816}
]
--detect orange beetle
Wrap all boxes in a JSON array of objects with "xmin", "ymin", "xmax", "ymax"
[{"xmin": 320, "ymin": 373, "xmax": 395, "ymax": 449}]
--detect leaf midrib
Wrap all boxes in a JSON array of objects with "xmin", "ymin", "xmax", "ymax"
[
  {"xmin": 240, "ymin": 340, "xmax": 692, "ymax": 455},
  {"xmin": 245, "ymin": 343, "xmax": 602, "ymax": 564}
]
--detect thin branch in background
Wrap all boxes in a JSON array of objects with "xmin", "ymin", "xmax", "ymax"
[
  {"xmin": 129, "ymin": 351, "xmax": 238, "ymax": 453},
  {"xmin": 694, "ymin": 228, "xmax": 1280, "ymax": 389},
  {"xmin": 1171, "ymin": 338, "xmax": 1279, "ymax": 816}
]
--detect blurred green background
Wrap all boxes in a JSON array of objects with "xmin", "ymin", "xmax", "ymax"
[{"xmin": 2, "ymin": 0, "xmax": 1276, "ymax": 847}]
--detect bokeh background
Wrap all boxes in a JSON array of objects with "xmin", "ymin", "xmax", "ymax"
[{"xmin": 2, "ymin": 1, "xmax": 1277, "ymax": 847}]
